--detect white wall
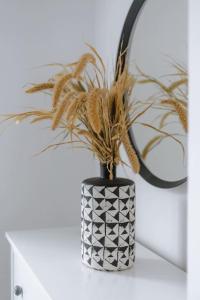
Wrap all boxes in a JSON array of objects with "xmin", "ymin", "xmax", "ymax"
[
  {"xmin": 0, "ymin": 1, "xmax": 95, "ymax": 299},
  {"xmin": 188, "ymin": 1, "xmax": 200, "ymax": 298},
  {"xmin": 94, "ymin": 0, "xmax": 187, "ymax": 270}
]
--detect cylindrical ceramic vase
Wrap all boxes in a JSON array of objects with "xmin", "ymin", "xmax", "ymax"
[{"xmin": 81, "ymin": 177, "xmax": 135, "ymax": 271}]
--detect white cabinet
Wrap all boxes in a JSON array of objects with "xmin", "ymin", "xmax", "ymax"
[
  {"xmin": 12, "ymin": 250, "xmax": 50, "ymax": 300},
  {"xmin": 6, "ymin": 227, "xmax": 186, "ymax": 300}
]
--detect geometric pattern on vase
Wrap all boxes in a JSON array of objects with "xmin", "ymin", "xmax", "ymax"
[{"xmin": 81, "ymin": 182, "xmax": 135, "ymax": 271}]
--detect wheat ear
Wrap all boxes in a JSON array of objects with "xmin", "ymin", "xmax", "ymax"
[
  {"xmin": 142, "ymin": 135, "xmax": 163, "ymax": 159},
  {"xmin": 73, "ymin": 53, "xmax": 96, "ymax": 77},
  {"xmin": 65, "ymin": 99, "xmax": 77, "ymax": 122},
  {"xmin": 122, "ymin": 132, "xmax": 140, "ymax": 173},
  {"xmin": 77, "ymin": 129, "xmax": 91, "ymax": 140},
  {"xmin": 168, "ymin": 78, "xmax": 188, "ymax": 92},
  {"xmin": 161, "ymin": 99, "xmax": 187, "ymax": 132},
  {"xmin": 25, "ymin": 83, "xmax": 54, "ymax": 93},
  {"xmin": 52, "ymin": 74, "xmax": 72, "ymax": 107},
  {"xmin": 86, "ymin": 90, "xmax": 101, "ymax": 134},
  {"xmin": 52, "ymin": 98, "xmax": 69, "ymax": 130}
]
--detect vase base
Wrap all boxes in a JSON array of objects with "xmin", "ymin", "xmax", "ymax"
[{"xmin": 81, "ymin": 258, "xmax": 134, "ymax": 272}]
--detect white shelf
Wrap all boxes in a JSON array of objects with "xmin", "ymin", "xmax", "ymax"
[{"xmin": 6, "ymin": 226, "xmax": 186, "ymax": 300}]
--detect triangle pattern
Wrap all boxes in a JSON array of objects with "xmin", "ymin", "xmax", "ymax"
[
  {"xmin": 93, "ymin": 187, "xmax": 105, "ymax": 199},
  {"xmin": 81, "ymin": 182, "xmax": 135, "ymax": 271},
  {"xmin": 105, "ymin": 188, "xmax": 119, "ymax": 199}
]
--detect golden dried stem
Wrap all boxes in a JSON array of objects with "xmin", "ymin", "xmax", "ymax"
[
  {"xmin": 142, "ymin": 135, "xmax": 163, "ymax": 160},
  {"xmin": 25, "ymin": 83, "xmax": 54, "ymax": 93},
  {"xmin": 52, "ymin": 73, "xmax": 72, "ymax": 107},
  {"xmin": 52, "ymin": 98, "xmax": 69, "ymax": 130},
  {"xmin": 85, "ymin": 43, "xmax": 105, "ymax": 72},
  {"xmin": 159, "ymin": 111, "xmax": 174, "ymax": 129},
  {"xmin": 65, "ymin": 100, "xmax": 75, "ymax": 120},
  {"xmin": 168, "ymin": 78, "xmax": 188, "ymax": 92},
  {"xmin": 31, "ymin": 115, "xmax": 52, "ymax": 124},
  {"xmin": 73, "ymin": 53, "xmax": 96, "ymax": 77},
  {"xmin": 86, "ymin": 90, "xmax": 101, "ymax": 134},
  {"xmin": 122, "ymin": 132, "xmax": 140, "ymax": 173},
  {"xmin": 161, "ymin": 99, "xmax": 187, "ymax": 132},
  {"xmin": 77, "ymin": 129, "xmax": 91, "ymax": 140}
]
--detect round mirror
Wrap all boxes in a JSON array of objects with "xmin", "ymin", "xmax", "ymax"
[{"xmin": 117, "ymin": 0, "xmax": 187, "ymax": 188}]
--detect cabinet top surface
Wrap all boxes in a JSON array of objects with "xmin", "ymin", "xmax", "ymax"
[{"xmin": 6, "ymin": 226, "xmax": 186, "ymax": 300}]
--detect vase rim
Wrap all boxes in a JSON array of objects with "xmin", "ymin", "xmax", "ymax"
[{"xmin": 82, "ymin": 177, "xmax": 134, "ymax": 187}]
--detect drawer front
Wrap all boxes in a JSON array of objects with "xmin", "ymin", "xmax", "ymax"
[{"xmin": 12, "ymin": 251, "xmax": 51, "ymax": 300}]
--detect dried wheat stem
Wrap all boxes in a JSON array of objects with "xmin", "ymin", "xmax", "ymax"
[
  {"xmin": 73, "ymin": 53, "xmax": 96, "ymax": 77},
  {"xmin": 159, "ymin": 111, "xmax": 174, "ymax": 129},
  {"xmin": 65, "ymin": 99, "xmax": 77, "ymax": 122},
  {"xmin": 142, "ymin": 135, "xmax": 163, "ymax": 160},
  {"xmin": 77, "ymin": 129, "xmax": 91, "ymax": 140},
  {"xmin": 86, "ymin": 90, "xmax": 101, "ymax": 134},
  {"xmin": 161, "ymin": 99, "xmax": 187, "ymax": 132},
  {"xmin": 25, "ymin": 83, "xmax": 54, "ymax": 93},
  {"xmin": 52, "ymin": 98, "xmax": 69, "ymax": 130},
  {"xmin": 122, "ymin": 132, "xmax": 140, "ymax": 173},
  {"xmin": 31, "ymin": 115, "xmax": 52, "ymax": 124},
  {"xmin": 52, "ymin": 74, "xmax": 72, "ymax": 107},
  {"xmin": 168, "ymin": 78, "xmax": 188, "ymax": 92}
]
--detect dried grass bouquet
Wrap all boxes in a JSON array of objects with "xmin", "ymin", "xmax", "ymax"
[{"xmin": 4, "ymin": 45, "xmax": 147, "ymax": 179}]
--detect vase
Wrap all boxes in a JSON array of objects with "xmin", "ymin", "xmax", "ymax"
[{"xmin": 81, "ymin": 164, "xmax": 135, "ymax": 271}]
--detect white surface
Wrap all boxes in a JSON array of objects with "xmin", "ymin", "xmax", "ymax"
[
  {"xmin": 6, "ymin": 227, "xmax": 186, "ymax": 300},
  {"xmin": 13, "ymin": 249, "xmax": 50, "ymax": 300},
  {"xmin": 0, "ymin": 1, "xmax": 96, "ymax": 299},
  {"xmin": 188, "ymin": 0, "xmax": 200, "ymax": 299},
  {"xmin": 94, "ymin": 0, "xmax": 187, "ymax": 270}
]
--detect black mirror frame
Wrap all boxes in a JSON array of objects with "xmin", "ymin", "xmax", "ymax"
[{"xmin": 116, "ymin": 0, "xmax": 187, "ymax": 188}]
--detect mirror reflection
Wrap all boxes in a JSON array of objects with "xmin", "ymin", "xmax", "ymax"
[{"xmin": 127, "ymin": 0, "xmax": 187, "ymax": 182}]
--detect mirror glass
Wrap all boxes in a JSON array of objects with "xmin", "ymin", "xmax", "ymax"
[{"xmin": 127, "ymin": 0, "xmax": 187, "ymax": 182}]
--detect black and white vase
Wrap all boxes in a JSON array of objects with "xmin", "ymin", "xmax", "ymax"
[{"xmin": 81, "ymin": 165, "xmax": 135, "ymax": 271}]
